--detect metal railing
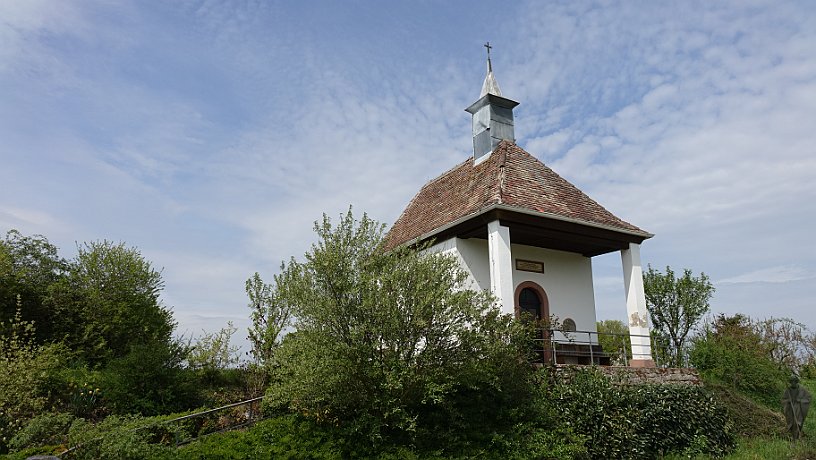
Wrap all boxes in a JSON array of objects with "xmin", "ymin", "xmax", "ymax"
[{"xmin": 533, "ymin": 329, "xmax": 658, "ymax": 367}]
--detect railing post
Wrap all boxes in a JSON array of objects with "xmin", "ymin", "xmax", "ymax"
[
  {"xmin": 623, "ymin": 333, "xmax": 629, "ymax": 366},
  {"xmin": 588, "ymin": 331, "xmax": 594, "ymax": 364}
]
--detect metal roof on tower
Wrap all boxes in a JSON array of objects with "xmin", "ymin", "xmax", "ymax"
[{"xmin": 480, "ymin": 42, "xmax": 502, "ymax": 97}]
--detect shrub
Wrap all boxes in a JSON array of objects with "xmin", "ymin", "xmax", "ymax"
[
  {"xmin": 268, "ymin": 210, "xmax": 540, "ymax": 452},
  {"xmin": 689, "ymin": 314, "xmax": 788, "ymax": 407},
  {"xmin": 550, "ymin": 368, "xmax": 636, "ymax": 458},
  {"xmin": 0, "ymin": 305, "xmax": 66, "ymax": 453},
  {"xmin": 596, "ymin": 319, "xmax": 631, "ymax": 365},
  {"xmin": 704, "ymin": 382, "xmax": 786, "ymax": 438},
  {"xmin": 172, "ymin": 412, "xmax": 584, "ymax": 460},
  {"xmin": 631, "ymin": 384, "xmax": 735, "ymax": 457},
  {"xmin": 170, "ymin": 415, "xmax": 345, "ymax": 460},
  {"xmin": 551, "ymin": 367, "xmax": 735, "ymax": 459},
  {"xmin": 7, "ymin": 412, "xmax": 74, "ymax": 453},
  {"xmin": 186, "ymin": 322, "xmax": 240, "ymax": 374},
  {"xmin": 100, "ymin": 340, "xmax": 198, "ymax": 415},
  {"xmin": 66, "ymin": 415, "xmax": 176, "ymax": 460}
]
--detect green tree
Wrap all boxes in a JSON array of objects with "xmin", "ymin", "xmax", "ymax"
[
  {"xmin": 0, "ymin": 230, "xmax": 67, "ymax": 343},
  {"xmin": 596, "ymin": 319, "xmax": 631, "ymax": 365},
  {"xmin": 755, "ymin": 317, "xmax": 811, "ymax": 371},
  {"xmin": 267, "ymin": 210, "xmax": 536, "ymax": 452},
  {"xmin": 644, "ymin": 265, "xmax": 714, "ymax": 367},
  {"xmin": 47, "ymin": 240, "xmax": 175, "ymax": 365},
  {"xmin": 689, "ymin": 314, "xmax": 787, "ymax": 406},
  {"xmin": 187, "ymin": 322, "xmax": 240, "ymax": 372},
  {"xmin": 245, "ymin": 272, "xmax": 291, "ymax": 367}
]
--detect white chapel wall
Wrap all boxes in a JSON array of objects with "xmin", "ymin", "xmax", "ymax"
[
  {"xmin": 454, "ymin": 238, "xmax": 490, "ymax": 290},
  {"xmin": 424, "ymin": 238, "xmax": 599, "ymax": 340},
  {"xmin": 510, "ymin": 244, "xmax": 598, "ymax": 340},
  {"xmin": 423, "ymin": 237, "xmax": 484, "ymax": 292}
]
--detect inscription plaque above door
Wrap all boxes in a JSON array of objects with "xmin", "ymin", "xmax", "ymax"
[{"xmin": 515, "ymin": 259, "xmax": 544, "ymax": 273}]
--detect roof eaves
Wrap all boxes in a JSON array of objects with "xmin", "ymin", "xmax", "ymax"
[
  {"xmin": 389, "ymin": 203, "xmax": 497, "ymax": 251},
  {"xmin": 492, "ymin": 203, "xmax": 654, "ymax": 239},
  {"xmin": 396, "ymin": 202, "xmax": 652, "ymax": 250}
]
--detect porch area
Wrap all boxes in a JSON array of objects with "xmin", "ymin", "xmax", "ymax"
[
  {"xmin": 533, "ymin": 328, "xmax": 655, "ymax": 367},
  {"xmin": 533, "ymin": 329, "xmax": 702, "ymax": 385}
]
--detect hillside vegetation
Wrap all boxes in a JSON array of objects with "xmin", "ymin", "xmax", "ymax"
[{"xmin": 3, "ymin": 217, "xmax": 815, "ymax": 459}]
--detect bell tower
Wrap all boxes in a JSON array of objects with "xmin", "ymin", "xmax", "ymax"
[{"xmin": 465, "ymin": 43, "xmax": 520, "ymax": 165}]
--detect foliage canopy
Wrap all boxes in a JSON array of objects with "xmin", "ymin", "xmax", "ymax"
[
  {"xmin": 0, "ymin": 230, "xmax": 67, "ymax": 343},
  {"xmin": 267, "ymin": 210, "xmax": 537, "ymax": 452},
  {"xmin": 644, "ymin": 265, "xmax": 714, "ymax": 367},
  {"xmin": 246, "ymin": 272, "xmax": 291, "ymax": 367},
  {"xmin": 690, "ymin": 313, "xmax": 789, "ymax": 407}
]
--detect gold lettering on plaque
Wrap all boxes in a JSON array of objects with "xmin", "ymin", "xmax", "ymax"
[{"xmin": 515, "ymin": 259, "xmax": 544, "ymax": 273}]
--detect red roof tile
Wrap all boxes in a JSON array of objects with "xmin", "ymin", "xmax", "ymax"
[{"xmin": 384, "ymin": 141, "xmax": 649, "ymax": 250}]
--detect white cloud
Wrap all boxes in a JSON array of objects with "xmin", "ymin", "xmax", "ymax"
[
  {"xmin": 0, "ymin": 1, "xmax": 87, "ymax": 73},
  {"xmin": 719, "ymin": 266, "xmax": 816, "ymax": 285},
  {"xmin": 0, "ymin": 206, "xmax": 59, "ymax": 229},
  {"xmin": 2, "ymin": 0, "xmax": 815, "ymax": 334}
]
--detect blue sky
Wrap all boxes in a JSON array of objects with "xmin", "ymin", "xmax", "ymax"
[{"xmin": 2, "ymin": 1, "xmax": 815, "ymax": 352}]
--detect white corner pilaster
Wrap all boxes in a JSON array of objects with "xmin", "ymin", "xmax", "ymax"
[
  {"xmin": 487, "ymin": 220, "xmax": 515, "ymax": 315},
  {"xmin": 621, "ymin": 242, "xmax": 654, "ymax": 367}
]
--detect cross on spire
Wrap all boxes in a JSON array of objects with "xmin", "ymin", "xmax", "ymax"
[{"xmin": 480, "ymin": 41, "xmax": 501, "ymax": 97}]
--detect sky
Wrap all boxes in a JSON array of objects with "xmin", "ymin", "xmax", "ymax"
[{"xmin": 2, "ymin": 0, "xmax": 815, "ymax": 354}]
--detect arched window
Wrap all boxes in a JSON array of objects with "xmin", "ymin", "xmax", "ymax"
[{"xmin": 514, "ymin": 282, "xmax": 549, "ymax": 322}]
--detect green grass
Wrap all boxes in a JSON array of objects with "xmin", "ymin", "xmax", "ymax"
[
  {"xmin": 668, "ymin": 379, "xmax": 816, "ymax": 460},
  {"xmin": 667, "ymin": 437, "xmax": 816, "ymax": 460}
]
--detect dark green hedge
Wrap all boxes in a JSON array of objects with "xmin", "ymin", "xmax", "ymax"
[{"xmin": 550, "ymin": 367, "xmax": 736, "ymax": 459}]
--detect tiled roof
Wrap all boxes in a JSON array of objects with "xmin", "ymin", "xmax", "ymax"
[{"xmin": 384, "ymin": 141, "xmax": 649, "ymax": 250}]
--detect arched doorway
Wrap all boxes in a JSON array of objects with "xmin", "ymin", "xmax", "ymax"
[
  {"xmin": 514, "ymin": 282, "xmax": 551, "ymax": 362},
  {"xmin": 514, "ymin": 282, "xmax": 549, "ymax": 322}
]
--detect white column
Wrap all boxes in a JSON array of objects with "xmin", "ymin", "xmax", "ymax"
[
  {"xmin": 621, "ymin": 242, "xmax": 654, "ymax": 367},
  {"xmin": 487, "ymin": 220, "xmax": 515, "ymax": 315}
]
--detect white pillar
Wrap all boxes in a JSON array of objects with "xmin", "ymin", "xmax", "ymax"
[
  {"xmin": 621, "ymin": 242, "xmax": 654, "ymax": 367},
  {"xmin": 487, "ymin": 220, "xmax": 515, "ymax": 315}
]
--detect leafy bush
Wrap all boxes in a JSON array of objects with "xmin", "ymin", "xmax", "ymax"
[
  {"xmin": 66, "ymin": 415, "xmax": 176, "ymax": 460},
  {"xmin": 172, "ymin": 412, "xmax": 584, "ymax": 460},
  {"xmin": 0, "ymin": 230, "xmax": 67, "ymax": 345},
  {"xmin": 267, "ymin": 210, "xmax": 541, "ymax": 452},
  {"xmin": 47, "ymin": 240, "xmax": 176, "ymax": 367},
  {"xmin": 631, "ymin": 384, "xmax": 735, "ymax": 457},
  {"xmin": 0, "ymin": 305, "xmax": 66, "ymax": 453},
  {"xmin": 186, "ymin": 322, "xmax": 240, "ymax": 374},
  {"xmin": 596, "ymin": 319, "xmax": 631, "ymax": 365},
  {"xmin": 551, "ymin": 367, "xmax": 735, "ymax": 459},
  {"xmin": 7, "ymin": 411, "xmax": 74, "ymax": 453},
  {"xmin": 172, "ymin": 415, "xmax": 344, "ymax": 460},
  {"xmin": 689, "ymin": 314, "xmax": 788, "ymax": 407},
  {"xmin": 704, "ymin": 382, "xmax": 786, "ymax": 438},
  {"xmin": 100, "ymin": 341, "xmax": 198, "ymax": 416}
]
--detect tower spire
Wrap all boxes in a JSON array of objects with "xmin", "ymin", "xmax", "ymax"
[
  {"xmin": 466, "ymin": 42, "xmax": 518, "ymax": 164},
  {"xmin": 480, "ymin": 42, "xmax": 502, "ymax": 97}
]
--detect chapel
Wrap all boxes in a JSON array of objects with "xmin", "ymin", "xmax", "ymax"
[{"xmin": 384, "ymin": 46, "xmax": 655, "ymax": 367}]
